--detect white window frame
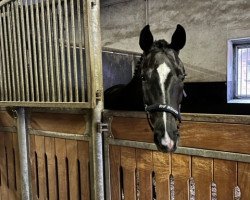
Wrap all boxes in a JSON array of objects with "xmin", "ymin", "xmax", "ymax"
[{"xmin": 227, "ymin": 37, "xmax": 250, "ymax": 104}]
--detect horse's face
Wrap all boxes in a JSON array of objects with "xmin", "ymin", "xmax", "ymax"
[{"xmin": 139, "ymin": 25, "xmax": 186, "ymax": 152}]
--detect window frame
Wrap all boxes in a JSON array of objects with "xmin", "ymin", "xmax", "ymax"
[{"xmin": 227, "ymin": 37, "xmax": 250, "ymax": 104}]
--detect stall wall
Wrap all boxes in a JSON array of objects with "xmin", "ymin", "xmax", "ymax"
[{"xmin": 100, "ymin": 0, "xmax": 250, "ymax": 82}]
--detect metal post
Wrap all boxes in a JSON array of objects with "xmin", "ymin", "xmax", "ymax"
[
  {"xmin": 84, "ymin": 0, "xmax": 104, "ymax": 199},
  {"xmin": 16, "ymin": 108, "xmax": 32, "ymax": 200}
]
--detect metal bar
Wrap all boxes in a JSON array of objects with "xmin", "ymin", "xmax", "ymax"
[
  {"xmin": 0, "ymin": 15, "xmax": 3, "ymax": 101},
  {"xmin": 58, "ymin": 0, "xmax": 67, "ymax": 102},
  {"xmin": 106, "ymin": 138, "xmax": 250, "ymax": 163},
  {"xmin": 40, "ymin": 0, "xmax": 50, "ymax": 102},
  {"xmin": 7, "ymin": 4, "xmax": 16, "ymax": 101},
  {"xmin": 52, "ymin": 0, "xmax": 61, "ymax": 102},
  {"xmin": 46, "ymin": 0, "xmax": 55, "ymax": 102},
  {"xmin": 0, "ymin": 9, "xmax": 7, "ymax": 101},
  {"xmin": 29, "ymin": 129, "xmax": 90, "ymax": 141},
  {"xmin": 16, "ymin": 107, "xmax": 32, "ymax": 200},
  {"xmin": 30, "ymin": 0, "xmax": 39, "ymax": 101},
  {"xmin": 85, "ymin": 1, "xmax": 104, "ymax": 199},
  {"xmin": 70, "ymin": 0, "xmax": 79, "ymax": 102},
  {"xmin": 35, "ymin": 0, "xmax": 45, "ymax": 101},
  {"xmin": 64, "ymin": 0, "xmax": 73, "ymax": 102},
  {"xmin": 25, "ymin": 0, "xmax": 34, "ymax": 101},
  {"xmin": 20, "ymin": 0, "xmax": 29, "ymax": 101},
  {"xmin": 246, "ymin": 48, "xmax": 249, "ymax": 96},
  {"xmin": 77, "ymin": 0, "xmax": 85, "ymax": 102},
  {"xmin": 11, "ymin": 2, "xmax": 20, "ymax": 101},
  {"xmin": 3, "ymin": 6, "xmax": 12, "ymax": 101},
  {"xmin": 15, "ymin": 1, "xmax": 25, "ymax": 101}
]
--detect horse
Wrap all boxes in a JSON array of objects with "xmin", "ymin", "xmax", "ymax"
[{"xmin": 104, "ymin": 24, "xmax": 186, "ymax": 152}]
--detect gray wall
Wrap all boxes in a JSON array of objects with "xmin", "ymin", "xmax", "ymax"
[{"xmin": 100, "ymin": 0, "xmax": 250, "ymax": 82}]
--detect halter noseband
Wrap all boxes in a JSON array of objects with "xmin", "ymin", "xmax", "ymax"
[{"xmin": 145, "ymin": 104, "xmax": 181, "ymax": 131}]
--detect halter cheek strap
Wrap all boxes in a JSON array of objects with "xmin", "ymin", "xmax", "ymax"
[{"xmin": 145, "ymin": 104, "xmax": 182, "ymax": 123}]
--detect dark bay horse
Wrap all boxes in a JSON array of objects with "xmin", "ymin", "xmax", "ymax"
[{"xmin": 104, "ymin": 24, "xmax": 186, "ymax": 152}]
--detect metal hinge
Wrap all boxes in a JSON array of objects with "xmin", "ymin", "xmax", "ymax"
[{"xmin": 97, "ymin": 122, "xmax": 109, "ymax": 133}]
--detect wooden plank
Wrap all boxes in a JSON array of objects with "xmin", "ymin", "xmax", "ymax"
[
  {"xmin": 44, "ymin": 137, "xmax": 57, "ymax": 200},
  {"xmin": 0, "ymin": 111, "xmax": 15, "ymax": 127},
  {"xmin": 136, "ymin": 149, "xmax": 153, "ymax": 200},
  {"xmin": 214, "ymin": 159, "xmax": 237, "ymax": 199},
  {"xmin": 171, "ymin": 154, "xmax": 190, "ymax": 199},
  {"xmin": 66, "ymin": 140, "xmax": 79, "ymax": 200},
  {"xmin": 111, "ymin": 117, "xmax": 153, "ymax": 142},
  {"xmin": 30, "ymin": 112, "xmax": 86, "ymax": 134},
  {"xmin": 0, "ymin": 133, "xmax": 8, "ymax": 200},
  {"xmin": 180, "ymin": 121, "xmax": 250, "ymax": 154},
  {"xmin": 153, "ymin": 152, "xmax": 170, "ymax": 200},
  {"xmin": 238, "ymin": 162, "xmax": 250, "ymax": 199},
  {"xmin": 192, "ymin": 156, "xmax": 213, "ymax": 200},
  {"xmin": 29, "ymin": 134, "xmax": 38, "ymax": 199},
  {"xmin": 55, "ymin": 138, "xmax": 68, "ymax": 200},
  {"xmin": 77, "ymin": 140, "xmax": 90, "ymax": 200},
  {"xmin": 109, "ymin": 145, "xmax": 121, "ymax": 200},
  {"xmin": 5, "ymin": 133, "xmax": 15, "ymax": 200},
  {"xmin": 121, "ymin": 147, "xmax": 136, "ymax": 200},
  {"xmin": 12, "ymin": 133, "xmax": 21, "ymax": 200},
  {"xmin": 35, "ymin": 135, "xmax": 46, "ymax": 199}
]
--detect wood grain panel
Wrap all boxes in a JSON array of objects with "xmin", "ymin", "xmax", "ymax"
[
  {"xmin": 121, "ymin": 147, "xmax": 136, "ymax": 200},
  {"xmin": 29, "ymin": 135, "xmax": 38, "ymax": 199},
  {"xmin": 0, "ymin": 111, "xmax": 15, "ymax": 127},
  {"xmin": 153, "ymin": 152, "xmax": 170, "ymax": 200},
  {"xmin": 5, "ymin": 133, "xmax": 15, "ymax": 200},
  {"xmin": 110, "ymin": 145, "xmax": 121, "ymax": 200},
  {"xmin": 55, "ymin": 138, "xmax": 68, "ymax": 200},
  {"xmin": 44, "ymin": 137, "xmax": 57, "ymax": 200},
  {"xmin": 136, "ymin": 149, "xmax": 153, "ymax": 200},
  {"xmin": 77, "ymin": 141, "xmax": 90, "ymax": 200},
  {"xmin": 111, "ymin": 117, "xmax": 153, "ymax": 142},
  {"xmin": 192, "ymin": 156, "xmax": 213, "ymax": 200},
  {"xmin": 238, "ymin": 162, "xmax": 250, "ymax": 199},
  {"xmin": 0, "ymin": 133, "xmax": 8, "ymax": 200},
  {"xmin": 12, "ymin": 133, "xmax": 21, "ymax": 200},
  {"xmin": 214, "ymin": 159, "xmax": 237, "ymax": 199},
  {"xmin": 30, "ymin": 112, "xmax": 86, "ymax": 134},
  {"xmin": 171, "ymin": 154, "xmax": 190, "ymax": 200},
  {"xmin": 180, "ymin": 121, "xmax": 250, "ymax": 154},
  {"xmin": 35, "ymin": 136, "xmax": 46, "ymax": 199},
  {"xmin": 66, "ymin": 140, "xmax": 79, "ymax": 200}
]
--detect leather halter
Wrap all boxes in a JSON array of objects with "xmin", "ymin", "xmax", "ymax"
[{"xmin": 145, "ymin": 104, "xmax": 181, "ymax": 131}]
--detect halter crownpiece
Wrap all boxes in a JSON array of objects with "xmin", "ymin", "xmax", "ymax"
[{"xmin": 145, "ymin": 103, "xmax": 182, "ymax": 123}]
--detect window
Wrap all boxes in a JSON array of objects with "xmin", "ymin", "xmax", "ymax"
[{"xmin": 227, "ymin": 38, "xmax": 250, "ymax": 103}]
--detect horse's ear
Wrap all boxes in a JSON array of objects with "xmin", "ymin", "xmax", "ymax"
[
  {"xmin": 169, "ymin": 24, "xmax": 186, "ymax": 52},
  {"xmin": 139, "ymin": 25, "xmax": 154, "ymax": 52}
]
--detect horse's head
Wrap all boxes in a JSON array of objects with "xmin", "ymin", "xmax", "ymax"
[{"xmin": 139, "ymin": 24, "xmax": 186, "ymax": 152}]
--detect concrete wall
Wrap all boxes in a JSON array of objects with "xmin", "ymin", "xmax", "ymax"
[{"xmin": 100, "ymin": 0, "xmax": 250, "ymax": 82}]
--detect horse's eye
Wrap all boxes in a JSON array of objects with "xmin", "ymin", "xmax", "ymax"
[{"xmin": 141, "ymin": 76, "xmax": 146, "ymax": 81}]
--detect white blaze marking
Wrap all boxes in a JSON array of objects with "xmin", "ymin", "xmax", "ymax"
[{"xmin": 157, "ymin": 63, "xmax": 174, "ymax": 149}]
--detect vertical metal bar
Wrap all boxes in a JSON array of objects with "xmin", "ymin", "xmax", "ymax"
[
  {"xmin": 0, "ymin": 13, "xmax": 4, "ymax": 101},
  {"xmin": 35, "ymin": 0, "xmax": 45, "ymax": 101},
  {"xmin": 145, "ymin": 0, "xmax": 149, "ymax": 25},
  {"xmin": 77, "ymin": 0, "xmax": 85, "ymax": 102},
  {"xmin": 0, "ymin": 8, "xmax": 8, "ymax": 101},
  {"xmin": 7, "ymin": 5, "xmax": 16, "ymax": 101},
  {"xmin": 85, "ymin": 0, "xmax": 104, "ymax": 199},
  {"xmin": 64, "ymin": 0, "xmax": 73, "ymax": 102},
  {"xmin": 25, "ymin": 0, "xmax": 34, "ymax": 101},
  {"xmin": 15, "ymin": 1, "xmax": 25, "ymax": 101},
  {"xmin": 58, "ymin": 0, "xmax": 67, "ymax": 102},
  {"xmin": 246, "ymin": 48, "xmax": 248, "ymax": 97},
  {"xmin": 20, "ymin": 0, "xmax": 29, "ymax": 101},
  {"xmin": 46, "ymin": 0, "xmax": 55, "ymax": 102},
  {"xmin": 11, "ymin": 2, "xmax": 21, "ymax": 101},
  {"xmin": 240, "ymin": 48, "xmax": 243, "ymax": 96},
  {"xmin": 3, "ymin": 6, "xmax": 12, "ymax": 101},
  {"xmin": 52, "ymin": 0, "xmax": 61, "ymax": 102},
  {"xmin": 16, "ymin": 108, "xmax": 32, "ymax": 200},
  {"xmin": 30, "ymin": 1, "xmax": 39, "ymax": 101},
  {"xmin": 70, "ymin": 0, "xmax": 79, "ymax": 102},
  {"xmin": 40, "ymin": 0, "xmax": 50, "ymax": 102}
]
